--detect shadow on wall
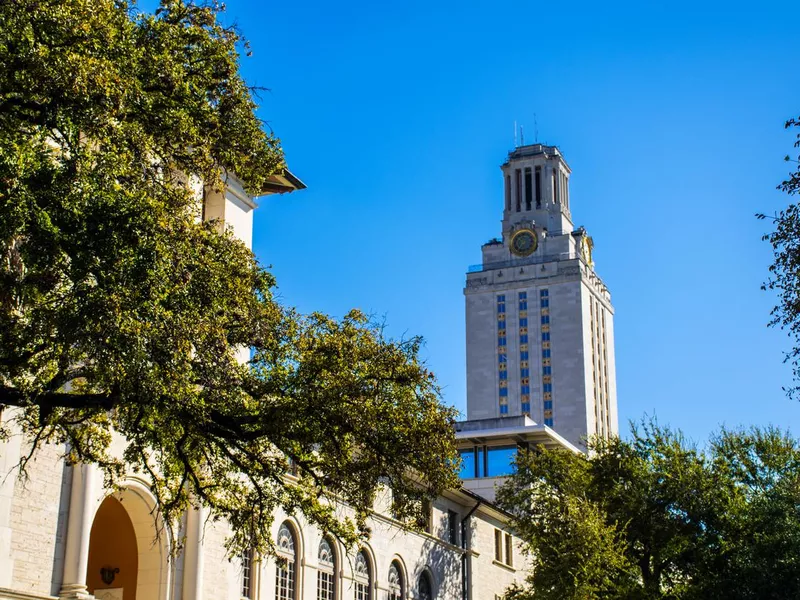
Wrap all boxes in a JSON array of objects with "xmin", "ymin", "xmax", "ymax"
[{"xmin": 417, "ymin": 533, "xmax": 462, "ymax": 598}]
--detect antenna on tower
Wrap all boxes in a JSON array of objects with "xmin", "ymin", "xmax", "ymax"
[
  {"xmin": 534, "ymin": 113, "xmax": 539, "ymax": 142},
  {"xmin": 520, "ymin": 125, "xmax": 525, "ymax": 146},
  {"xmin": 514, "ymin": 120, "xmax": 518, "ymax": 147}
]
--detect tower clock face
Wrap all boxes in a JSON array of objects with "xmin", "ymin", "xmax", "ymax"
[{"xmin": 510, "ymin": 229, "xmax": 537, "ymax": 257}]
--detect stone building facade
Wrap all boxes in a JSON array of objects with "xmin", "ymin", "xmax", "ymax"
[{"xmin": 0, "ymin": 437, "xmax": 523, "ymax": 600}]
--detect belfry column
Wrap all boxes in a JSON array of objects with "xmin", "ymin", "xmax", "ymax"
[
  {"xmin": 59, "ymin": 463, "xmax": 95, "ymax": 599},
  {"xmin": 181, "ymin": 503, "xmax": 205, "ymax": 600}
]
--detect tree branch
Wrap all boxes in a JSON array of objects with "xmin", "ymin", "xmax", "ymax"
[{"xmin": 0, "ymin": 385, "xmax": 118, "ymax": 410}]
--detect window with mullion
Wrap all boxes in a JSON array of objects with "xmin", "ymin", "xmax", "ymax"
[
  {"xmin": 317, "ymin": 572, "xmax": 334, "ymax": 600},
  {"xmin": 317, "ymin": 537, "xmax": 336, "ymax": 600},
  {"xmin": 354, "ymin": 550, "xmax": 371, "ymax": 600},
  {"xmin": 275, "ymin": 523, "xmax": 297, "ymax": 600},
  {"xmin": 388, "ymin": 562, "xmax": 404, "ymax": 600},
  {"xmin": 241, "ymin": 548, "xmax": 256, "ymax": 599}
]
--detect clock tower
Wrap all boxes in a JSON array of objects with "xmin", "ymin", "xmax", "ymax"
[{"xmin": 463, "ymin": 144, "xmax": 618, "ymax": 450}]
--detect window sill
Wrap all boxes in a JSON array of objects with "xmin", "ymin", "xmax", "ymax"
[{"xmin": 492, "ymin": 559, "xmax": 516, "ymax": 572}]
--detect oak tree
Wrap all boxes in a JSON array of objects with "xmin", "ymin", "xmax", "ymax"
[
  {"xmin": 0, "ymin": 0, "xmax": 459, "ymax": 556},
  {"xmin": 497, "ymin": 423, "xmax": 800, "ymax": 600},
  {"xmin": 760, "ymin": 116, "xmax": 800, "ymax": 398}
]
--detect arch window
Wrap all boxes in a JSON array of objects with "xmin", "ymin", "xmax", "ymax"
[
  {"xmin": 354, "ymin": 550, "xmax": 371, "ymax": 600},
  {"xmin": 388, "ymin": 562, "xmax": 404, "ymax": 600},
  {"xmin": 276, "ymin": 522, "xmax": 297, "ymax": 600},
  {"xmin": 418, "ymin": 572, "xmax": 433, "ymax": 600},
  {"xmin": 317, "ymin": 538, "xmax": 336, "ymax": 600}
]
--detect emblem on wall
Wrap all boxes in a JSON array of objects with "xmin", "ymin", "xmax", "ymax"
[{"xmin": 100, "ymin": 566, "xmax": 120, "ymax": 585}]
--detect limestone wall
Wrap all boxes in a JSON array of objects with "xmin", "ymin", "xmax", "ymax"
[{"xmin": 1, "ymin": 412, "xmax": 69, "ymax": 599}]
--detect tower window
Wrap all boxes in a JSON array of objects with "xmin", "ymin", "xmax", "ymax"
[
  {"xmin": 505, "ymin": 175, "xmax": 511, "ymax": 212},
  {"xmin": 515, "ymin": 169, "xmax": 522, "ymax": 212},
  {"xmin": 552, "ymin": 168, "xmax": 558, "ymax": 204},
  {"xmin": 535, "ymin": 166, "xmax": 542, "ymax": 208},
  {"xmin": 497, "ymin": 295, "xmax": 508, "ymax": 410},
  {"xmin": 524, "ymin": 167, "xmax": 532, "ymax": 211}
]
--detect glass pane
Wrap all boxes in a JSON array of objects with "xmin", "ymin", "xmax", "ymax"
[
  {"xmin": 277, "ymin": 523, "xmax": 295, "ymax": 554},
  {"xmin": 355, "ymin": 551, "xmax": 369, "ymax": 579},
  {"xmin": 388, "ymin": 562, "xmax": 403, "ymax": 595},
  {"xmin": 458, "ymin": 449, "xmax": 475, "ymax": 479},
  {"xmin": 318, "ymin": 538, "xmax": 334, "ymax": 567},
  {"xmin": 486, "ymin": 446, "xmax": 516, "ymax": 477}
]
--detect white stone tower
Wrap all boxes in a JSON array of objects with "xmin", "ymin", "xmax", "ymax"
[{"xmin": 464, "ymin": 143, "xmax": 618, "ymax": 450}]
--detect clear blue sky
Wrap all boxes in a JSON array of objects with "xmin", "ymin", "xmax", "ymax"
[{"xmin": 189, "ymin": 0, "xmax": 800, "ymax": 443}]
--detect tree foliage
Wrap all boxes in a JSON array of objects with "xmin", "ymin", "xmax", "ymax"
[
  {"xmin": 497, "ymin": 423, "xmax": 800, "ymax": 600},
  {"xmin": 0, "ymin": 0, "xmax": 459, "ymax": 556},
  {"xmin": 759, "ymin": 116, "xmax": 800, "ymax": 398}
]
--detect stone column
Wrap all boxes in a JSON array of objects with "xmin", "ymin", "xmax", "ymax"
[
  {"xmin": 0, "ymin": 409, "xmax": 22, "ymax": 588},
  {"xmin": 59, "ymin": 463, "xmax": 95, "ymax": 599},
  {"xmin": 181, "ymin": 504, "xmax": 205, "ymax": 600}
]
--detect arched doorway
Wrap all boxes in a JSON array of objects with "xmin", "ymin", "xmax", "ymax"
[
  {"xmin": 85, "ymin": 480, "xmax": 171, "ymax": 600},
  {"xmin": 86, "ymin": 496, "xmax": 138, "ymax": 598}
]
